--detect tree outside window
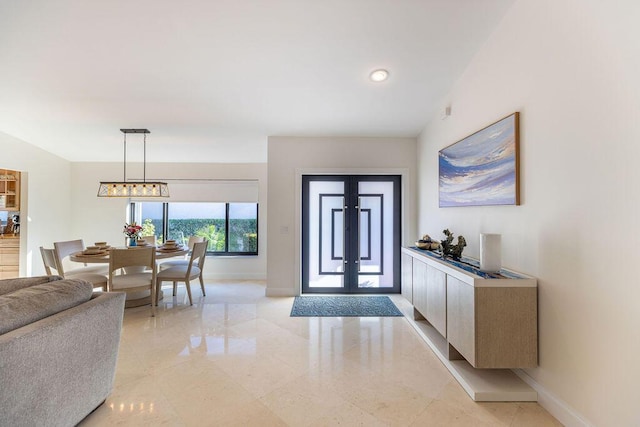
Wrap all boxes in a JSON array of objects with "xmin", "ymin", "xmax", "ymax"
[{"xmin": 133, "ymin": 202, "xmax": 258, "ymax": 255}]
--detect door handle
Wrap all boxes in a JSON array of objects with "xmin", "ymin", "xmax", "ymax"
[
  {"xmin": 356, "ymin": 197, "xmax": 361, "ymax": 272},
  {"xmin": 342, "ymin": 199, "xmax": 347, "ymax": 271}
]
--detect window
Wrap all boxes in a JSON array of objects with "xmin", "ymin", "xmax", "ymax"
[{"xmin": 132, "ymin": 202, "xmax": 258, "ymax": 255}]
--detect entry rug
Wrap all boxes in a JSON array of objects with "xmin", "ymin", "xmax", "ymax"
[{"xmin": 290, "ymin": 296, "xmax": 403, "ymax": 317}]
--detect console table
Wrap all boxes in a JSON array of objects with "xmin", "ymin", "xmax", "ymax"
[{"xmin": 401, "ymin": 246, "xmax": 538, "ymax": 401}]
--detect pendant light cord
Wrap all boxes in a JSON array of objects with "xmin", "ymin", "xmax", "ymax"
[
  {"xmin": 123, "ymin": 132, "xmax": 127, "ymax": 182},
  {"xmin": 143, "ymin": 132, "xmax": 147, "ymax": 183},
  {"xmin": 98, "ymin": 128, "xmax": 167, "ymax": 198}
]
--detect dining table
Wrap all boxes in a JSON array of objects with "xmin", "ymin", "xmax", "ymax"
[{"xmin": 70, "ymin": 245, "xmax": 189, "ymax": 307}]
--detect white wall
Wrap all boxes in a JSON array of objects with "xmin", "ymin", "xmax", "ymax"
[
  {"xmin": 0, "ymin": 131, "xmax": 72, "ymax": 276},
  {"xmin": 417, "ymin": 1, "xmax": 640, "ymax": 425},
  {"xmin": 267, "ymin": 136, "xmax": 417, "ymax": 297},
  {"xmin": 70, "ymin": 162, "xmax": 267, "ymax": 280}
]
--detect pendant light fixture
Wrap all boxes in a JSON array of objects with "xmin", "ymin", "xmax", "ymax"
[{"xmin": 97, "ymin": 129, "xmax": 169, "ymax": 198}]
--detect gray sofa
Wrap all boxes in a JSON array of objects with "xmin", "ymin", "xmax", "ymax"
[{"xmin": 0, "ymin": 275, "xmax": 125, "ymax": 426}]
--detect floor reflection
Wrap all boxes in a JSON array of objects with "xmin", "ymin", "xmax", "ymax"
[{"xmin": 80, "ymin": 280, "xmax": 561, "ymax": 426}]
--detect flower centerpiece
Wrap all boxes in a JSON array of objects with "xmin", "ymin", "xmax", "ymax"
[{"xmin": 123, "ymin": 222, "xmax": 143, "ymax": 246}]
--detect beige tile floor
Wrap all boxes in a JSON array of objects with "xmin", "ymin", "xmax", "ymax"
[{"xmin": 81, "ymin": 281, "xmax": 561, "ymax": 426}]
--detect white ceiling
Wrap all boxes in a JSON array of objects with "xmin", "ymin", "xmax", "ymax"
[{"xmin": 0, "ymin": 0, "xmax": 514, "ymax": 163}]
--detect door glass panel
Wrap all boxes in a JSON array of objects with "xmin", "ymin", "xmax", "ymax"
[
  {"xmin": 308, "ymin": 181, "xmax": 345, "ymax": 288},
  {"xmin": 358, "ymin": 181, "xmax": 394, "ymax": 288}
]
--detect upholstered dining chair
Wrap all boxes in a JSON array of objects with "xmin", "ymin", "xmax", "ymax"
[
  {"xmin": 108, "ymin": 247, "xmax": 156, "ymax": 316},
  {"xmin": 40, "ymin": 246, "xmax": 108, "ymax": 291},
  {"xmin": 54, "ymin": 239, "xmax": 108, "ymax": 276},
  {"xmin": 159, "ymin": 235, "xmax": 205, "ymax": 272},
  {"xmin": 155, "ymin": 240, "xmax": 208, "ymax": 306},
  {"xmin": 187, "ymin": 235, "xmax": 205, "ymax": 251},
  {"xmin": 139, "ymin": 235, "xmax": 156, "ymax": 246},
  {"xmin": 133, "ymin": 236, "xmax": 156, "ymax": 269}
]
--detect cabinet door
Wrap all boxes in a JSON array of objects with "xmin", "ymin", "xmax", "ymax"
[
  {"xmin": 446, "ymin": 276, "xmax": 475, "ymax": 366},
  {"xmin": 401, "ymin": 253, "xmax": 413, "ymax": 303},
  {"xmin": 475, "ymin": 287, "xmax": 538, "ymax": 368},
  {"xmin": 426, "ymin": 265, "xmax": 447, "ymax": 338},
  {"xmin": 412, "ymin": 258, "xmax": 428, "ymax": 317},
  {"xmin": 0, "ymin": 265, "xmax": 19, "ymax": 279},
  {"xmin": 0, "ymin": 247, "xmax": 19, "ymax": 265},
  {"xmin": 0, "ymin": 170, "xmax": 20, "ymax": 210}
]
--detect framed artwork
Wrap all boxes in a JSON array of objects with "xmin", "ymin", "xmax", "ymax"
[{"xmin": 439, "ymin": 112, "xmax": 520, "ymax": 207}]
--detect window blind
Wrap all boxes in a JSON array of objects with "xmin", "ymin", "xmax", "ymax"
[{"xmin": 131, "ymin": 180, "xmax": 259, "ymax": 203}]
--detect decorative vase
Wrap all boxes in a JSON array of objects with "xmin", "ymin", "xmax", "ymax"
[
  {"xmin": 129, "ymin": 237, "xmax": 137, "ymax": 247},
  {"xmin": 479, "ymin": 233, "xmax": 501, "ymax": 272}
]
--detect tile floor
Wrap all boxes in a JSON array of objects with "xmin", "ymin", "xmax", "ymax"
[{"xmin": 81, "ymin": 281, "xmax": 561, "ymax": 426}]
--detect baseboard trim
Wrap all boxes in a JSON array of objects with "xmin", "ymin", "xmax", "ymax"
[
  {"xmin": 512, "ymin": 369, "xmax": 592, "ymax": 427},
  {"xmin": 203, "ymin": 273, "xmax": 266, "ymax": 280},
  {"xmin": 265, "ymin": 288, "xmax": 296, "ymax": 297}
]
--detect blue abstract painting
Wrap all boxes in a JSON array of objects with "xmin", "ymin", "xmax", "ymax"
[{"xmin": 439, "ymin": 112, "xmax": 520, "ymax": 207}]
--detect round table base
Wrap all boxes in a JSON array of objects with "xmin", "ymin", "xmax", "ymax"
[{"xmin": 124, "ymin": 290, "xmax": 163, "ymax": 308}]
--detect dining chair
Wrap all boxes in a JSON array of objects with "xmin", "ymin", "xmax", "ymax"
[
  {"xmin": 155, "ymin": 240, "xmax": 208, "ymax": 306},
  {"xmin": 40, "ymin": 246, "xmax": 108, "ymax": 291},
  {"xmin": 54, "ymin": 239, "xmax": 109, "ymax": 276},
  {"xmin": 108, "ymin": 247, "xmax": 156, "ymax": 316},
  {"xmin": 159, "ymin": 235, "xmax": 205, "ymax": 272},
  {"xmin": 139, "ymin": 235, "xmax": 156, "ymax": 246},
  {"xmin": 187, "ymin": 235, "xmax": 205, "ymax": 251}
]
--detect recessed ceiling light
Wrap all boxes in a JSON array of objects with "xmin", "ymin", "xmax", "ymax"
[{"xmin": 369, "ymin": 69, "xmax": 389, "ymax": 82}]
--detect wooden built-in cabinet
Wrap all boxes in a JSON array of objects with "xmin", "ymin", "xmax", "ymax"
[
  {"xmin": 401, "ymin": 252, "xmax": 413, "ymax": 303},
  {"xmin": 0, "ymin": 238, "xmax": 19, "ymax": 279},
  {"xmin": 0, "ymin": 169, "xmax": 20, "ymax": 210},
  {"xmin": 411, "ymin": 259, "xmax": 448, "ymax": 338},
  {"xmin": 411, "ymin": 257, "xmax": 427, "ymax": 320},
  {"xmin": 425, "ymin": 264, "xmax": 447, "ymax": 338},
  {"xmin": 0, "ymin": 168, "xmax": 21, "ymax": 279},
  {"xmin": 446, "ymin": 275, "xmax": 476, "ymax": 364},
  {"xmin": 402, "ymin": 247, "xmax": 537, "ymax": 369}
]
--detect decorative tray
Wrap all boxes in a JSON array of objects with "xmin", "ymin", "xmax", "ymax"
[
  {"xmin": 157, "ymin": 246, "xmax": 184, "ymax": 252},
  {"xmin": 410, "ymin": 246, "xmax": 528, "ymax": 279},
  {"xmin": 78, "ymin": 250, "xmax": 108, "ymax": 257}
]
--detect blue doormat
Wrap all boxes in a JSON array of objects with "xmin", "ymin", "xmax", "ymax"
[{"xmin": 290, "ymin": 296, "xmax": 404, "ymax": 317}]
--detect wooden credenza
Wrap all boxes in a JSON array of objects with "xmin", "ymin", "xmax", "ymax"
[
  {"xmin": 0, "ymin": 237, "xmax": 19, "ymax": 279},
  {"xmin": 402, "ymin": 247, "xmax": 537, "ymax": 369}
]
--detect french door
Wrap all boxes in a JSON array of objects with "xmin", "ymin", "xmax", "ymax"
[{"xmin": 302, "ymin": 175, "xmax": 401, "ymax": 294}]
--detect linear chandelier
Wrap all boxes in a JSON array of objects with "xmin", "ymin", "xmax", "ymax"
[{"xmin": 97, "ymin": 129, "xmax": 169, "ymax": 198}]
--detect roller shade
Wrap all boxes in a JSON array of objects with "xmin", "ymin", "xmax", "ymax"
[{"xmin": 131, "ymin": 179, "xmax": 259, "ymax": 203}]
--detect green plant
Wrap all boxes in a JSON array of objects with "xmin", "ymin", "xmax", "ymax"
[
  {"xmin": 139, "ymin": 217, "xmax": 257, "ymax": 253},
  {"xmin": 242, "ymin": 233, "xmax": 257, "ymax": 252},
  {"xmin": 141, "ymin": 218, "xmax": 156, "ymax": 238},
  {"xmin": 195, "ymin": 224, "xmax": 225, "ymax": 251}
]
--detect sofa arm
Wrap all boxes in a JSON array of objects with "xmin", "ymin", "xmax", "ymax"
[
  {"xmin": 0, "ymin": 275, "xmax": 63, "ymax": 296},
  {"xmin": 0, "ymin": 291, "xmax": 125, "ymax": 427},
  {"xmin": 0, "ymin": 278, "xmax": 94, "ymax": 335}
]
